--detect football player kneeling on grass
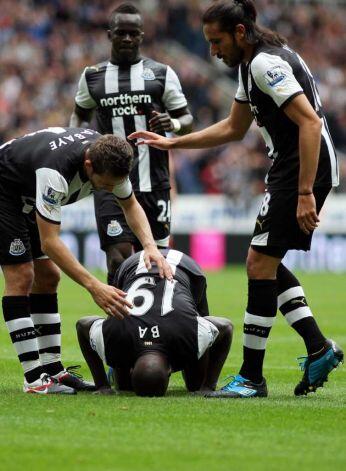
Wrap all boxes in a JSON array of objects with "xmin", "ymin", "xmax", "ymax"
[{"xmin": 76, "ymin": 249, "xmax": 233, "ymax": 396}]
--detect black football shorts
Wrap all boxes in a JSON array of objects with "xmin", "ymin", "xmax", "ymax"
[
  {"xmin": 0, "ymin": 189, "xmax": 45, "ymax": 265},
  {"xmin": 94, "ymin": 189, "xmax": 171, "ymax": 251},
  {"xmin": 251, "ymin": 186, "xmax": 331, "ymax": 256}
]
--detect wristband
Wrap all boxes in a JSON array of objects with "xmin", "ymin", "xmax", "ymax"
[
  {"xmin": 298, "ymin": 192, "xmax": 313, "ymax": 195},
  {"xmin": 170, "ymin": 118, "xmax": 181, "ymax": 133}
]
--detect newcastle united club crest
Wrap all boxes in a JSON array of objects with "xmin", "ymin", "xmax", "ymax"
[
  {"xmin": 9, "ymin": 239, "xmax": 26, "ymax": 256},
  {"xmin": 141, "ymin": 68, "xmax": 155, "ymax": 81},
  {"xmin": 107, "ymin": 220, "xmax": 123, "ymax": 237}
]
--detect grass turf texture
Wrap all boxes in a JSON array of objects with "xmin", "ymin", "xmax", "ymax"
[{"xmin": 0, "ymin": 267, "xmax": 345, "ymax": 471}]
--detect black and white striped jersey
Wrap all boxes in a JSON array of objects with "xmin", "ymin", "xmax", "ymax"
[
  {"xmin": 74, "ymin": 57, "xmax": 188, "ymax": 192},
  {"xmin": 0, "ymin": 127, "xmax": 132, "ymax": 224},
  {"xmin": 102, "ymin": 249, "xmax": 209, "ymax": 370},
  {"xmin": 235, "ymin": 44, "xmax": 338, "ymax": 190}
]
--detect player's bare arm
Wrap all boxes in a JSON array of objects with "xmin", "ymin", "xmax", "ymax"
[
  {"xmin": 129, "ymin": 101, "xmax": 253, "ymax": 150},
  {"xmin": 117, "ymin": 194, "xmax": 173, "ymax": 280},
  {"xmin": 148, "ymin": 106, "xmax": 193, "ymax": 135},
  {"xmin": 36, "ymin": 213, "xmax": 132, "ymax": 318},
  {"xmin": 76, "ymin": 317, "xmax": 114, "ymax": 394},
  {"xmin": 182, "ymin": 316, "xmax": 233, "ymax": 393},
  {"xmin": 202, "ymin": 316, "xmax": 233, "ymax": 391},
  {"xmin": 69, "ymin": 104, "xmax": 94, "ymax": 127},
  {"xmin": 284, "ymin": 94, "xmax": 322, "ymax": 234}
]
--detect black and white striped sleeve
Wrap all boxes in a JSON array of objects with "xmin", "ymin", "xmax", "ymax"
[
  {"xmin": 75, "ymin": 68, "xmax": 97, "ymax": 110},
  {"xmin": 162, "ymin": 66, "xmax": 188, "ymax": 111},
  {"xmin": 235, "ymin": 67, "xmax": 249, "ymax": 103},
  {"xmin": 112, "ymin": 177, "xmax": 133, "ymax": 200},
  {"xmin": 251, "ymin": 53, "xmax": 303, "ymax": 108},
  {"xmin": 35, "ymin": 168, "xmax": 68, "ymax": 223}
]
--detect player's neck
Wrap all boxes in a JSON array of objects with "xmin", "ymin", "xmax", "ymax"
[
  {"xmin": 242, "ymin": 44, "xmax": 255, "ymax": 64},
  {"xmin": 110, "ymin": 52, "xmax": 142, "ymax": 66}
]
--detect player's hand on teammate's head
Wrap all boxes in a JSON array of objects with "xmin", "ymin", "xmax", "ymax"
[
  {"xmin": 143, "ymin": 245, "xmax": 173, "ymax": 280},
  {"xmin": 149, "ymin": 110, "xmax": 173, "ymax": 133},
  {"xmin": 128, "ymin": 131, "xmax": 173, "ymax": 151}
]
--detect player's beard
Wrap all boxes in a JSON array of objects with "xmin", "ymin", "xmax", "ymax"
[{"xmin": 224, "ymin": 44, "xmax": 244, "ymax": 68}]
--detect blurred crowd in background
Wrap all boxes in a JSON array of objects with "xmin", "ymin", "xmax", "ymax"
[{"xmin": 0, "ymin": 0, "xmax": 345, "ymax": 200}]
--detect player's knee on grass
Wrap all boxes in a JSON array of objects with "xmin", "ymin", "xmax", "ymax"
[
  {"xmin": 219, "ymin": 319, "xmax": 233, "ymax": 343},
  {"xmin": 76, "ymin": 316, "xmax": 100, "ymax": 338},
  {"xmin": 217, "ymin": 321, "xmax": 233, "ymax": 348},
  {"xmin": 206, "ymin": 317, "xmax": 233, "ymax": 341},
  {"xmin": 131, "ymin": 352, "xmax": 170, "ymax": 397}
]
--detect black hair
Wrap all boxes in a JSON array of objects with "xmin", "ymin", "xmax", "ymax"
[
  {"xmin": 202, "ymin": 0, "xmax": 286, "ymax": 47},
  {"xmin": 109, "ymin": 3, "xmax": 142, "ymax": 29},
  {"xmin": 88, "ymin": 134, "xmax": 133, "ymax": 177},
  {"xmin": 131, "ymin": 353, "xmax": 170, "ymax": 397}
]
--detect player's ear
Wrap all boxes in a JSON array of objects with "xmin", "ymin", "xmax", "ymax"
[
  {"xmin": 107, "ymin": 30, "xmax": 112, "ymax": 41},
  {"xmin": 84, "ymin": 150, "xmax": 93, "ymax": 175},
  {"xmin": 234, "ymin": 24, "xmax": 246, "ymax": 42}
]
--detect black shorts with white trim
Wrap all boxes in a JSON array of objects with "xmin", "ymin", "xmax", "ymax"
[
  {"xmin": 251, "ymin": 186, "xmax": 331, "ymax": 256},
  {"xmin": 0, "ymin": 191, "xmax": 44, "ymax": 265},
  {"xmin": 94, "ymin": 189, "xmax": 171, "ymax": 251}
]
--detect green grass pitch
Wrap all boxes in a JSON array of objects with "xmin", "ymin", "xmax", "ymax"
[{"xmin": 0, "ymin": 267, "xmax": 345, "ymax": 471}]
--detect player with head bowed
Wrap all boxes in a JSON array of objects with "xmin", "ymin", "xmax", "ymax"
[
  {"xmin": 0, "ymin": 127, "xmax": 172, "ymax": 394},
  {"xmin": 76, "ymin": 249, "xmax": 233, "ymax": 396},
  {"xmin": 70, "ymin": 2, "xmax": 193, "ymax": 286},
  {"xmin": 129, "ymin": 0, "xmax": 343, "ymax": 398}
]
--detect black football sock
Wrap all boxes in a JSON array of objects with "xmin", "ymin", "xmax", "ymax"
[
  {"xmin": 277, "ymin": 264, "xmax": 326, "ymax": 354},
  {"xmin": 30, "ymin": 293, "xmax": 64, "ymax": 376},
  {"xmin": 239, "ymin": 279, "xmax": 277, "ymax": 384},
  {"xmin": 3, "ymin": 296, "xmax": 43, "ymax": 383}
]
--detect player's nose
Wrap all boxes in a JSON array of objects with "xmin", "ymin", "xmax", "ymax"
[{"xmin": 123, "ymin": 33, "xmax": 132, "ymax": 42}]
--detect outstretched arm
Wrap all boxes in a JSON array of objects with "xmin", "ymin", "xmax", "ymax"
[
  {"xmin": 129, "ymin": 101, "xmax": 253, "ymax": 150},
  {"xmin": 36, "ymin": 214, "xmax": 132, "ymax": 318}
]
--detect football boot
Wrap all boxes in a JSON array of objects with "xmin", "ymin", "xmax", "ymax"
[
  {"xmin": 294, "ymin": 339, "xmax": 343, "ymax": 396},
  {"xmin": 54, "ymin": 365, "xmax": 96, "ymax": 392},
  {"xmin": 205, "ymin": 374, "xmax": 268, "ymax": 398},
  {"xmin": 24, "ymin": 373, "xmax": 76, "ymax": 394}
]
